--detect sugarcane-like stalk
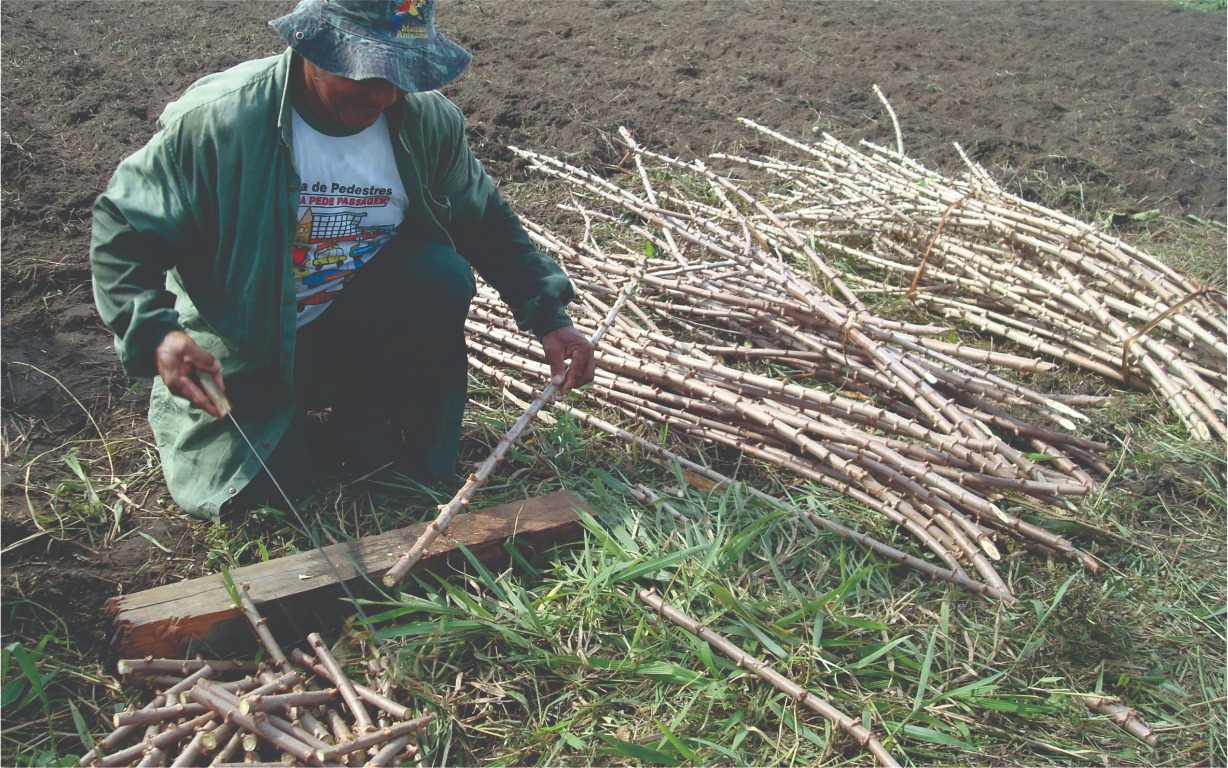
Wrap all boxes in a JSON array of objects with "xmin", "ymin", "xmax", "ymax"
[
  {"xmin": 207, "ymin": 728, "xmax": 243, "ymax": 766},
  {"xmin": 383, "ymin": 251, "xmax": 647, "ymax": 588},
  {"xmin": 379, "ymin": 377, "xmax": 561, "ymax": 588},
  {"xmin": 262, "ymin": 711, "xmax": 332, "ymax": 751},
  {"xmin": 199, "ymin": 721, "xmax": 232, "ymax": 752},
  {"xmin": 238, "ymin": 688, "xmax": 337, "ymax": 715},
  {"xmin": 314, "ymin": 714, "xmax": 437, "ymax": 764},
  {"xmin": 1084, "ymin": 696, "xmax": 1160, "ymax": 746},
  {"xmin": 294, "ymin": 705, "xmax": 332, "ymax": 747},
  {"xmin": 322, "ymin": 706, "xmax": 354, "ymax": 745},
  {"xmin": 134, "ymin": 745, "xmax": 165, "ymax": 767},
  {"xmin": 291, "ymin": 649, "xmax": 412, "ymax": 721},
  {"xmin": 113, "ymin": 701, "xmax": 208, "ymax": 728},
  {"xmin": 239, "ymin": 732, "xmax": 258, "ymax": 754},
  {"xmin": 477, "ymin": 358, "xmax": 1024, "ymax": 603},
  {"xmin": 306, "ymin": 633, "xmax": 374, "ymax": 734},
  {"xmin": 169, "ymin": 719, "xmax": 219, "ymax": 768},
  {"xmin": 83, "ymin": 665, "xmax": 218, "ymax": 765},
  {"xmin": 188, "ymin": 680, "xmax": 320, "ymax": 766},
  {"xmin": 95, "ymin": 713, "xmax": 216, "ymax": 767},
  {"xmin": 130, "ymin": 676, "xmax": 265, "ymax": 696},
  {"xmin": 236, "ymin": 583, "xmax": 291, "ymax": 672},
  {"xmin": 367, "ymin": 734, "xmax": 416, "ymax": 766},
  {"xmin": 116, "ymin": 659, "xmax": 258, "ymax": 677},
  {"xmin": 639, "ymin": 588, "xmax": 900, "ymax": 767}
]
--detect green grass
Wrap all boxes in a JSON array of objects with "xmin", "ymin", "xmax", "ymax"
[
  {"xmin": 1174, "ymin": 0, "xmax": 1227, "ymax": 11},
  {"xmin": 1, "ymin": 600, "xmax": 119, "ymax": 767},
  {"xmin": 1126, "ymin": 214, "xmax": 1227, "ymax": 290},
  {"xmin": 2, "ymin": 377, "xmax": 1225, "ymax": 765},
  {"xmin": 366, "ymin": 420, "xmax": 1224, "ymax": 766}
]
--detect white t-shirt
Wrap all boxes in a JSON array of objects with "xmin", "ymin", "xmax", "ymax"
[{"xmin": 291, "ymin": 109, "xmax": 410, "ymax": 327}]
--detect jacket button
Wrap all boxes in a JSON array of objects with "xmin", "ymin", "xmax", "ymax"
[
  {"xmin": 282, "ymin": 351, "xmax": 291, "ymax": 360},
  {"xmin": 261, "ymin": 441, "xmax": 270, "ymax": 449},
  {"xmin": 284, "ymin": 297, "xmax": 293, "ymax": 306},
  {"xmin": 228, "ymin": 487, "xmax": 236, "ymax": 495}
]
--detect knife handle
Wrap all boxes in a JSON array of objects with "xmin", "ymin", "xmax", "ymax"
[{"xmin": 194, "ymin": 371, "xmax": 233, "ymax": 417}]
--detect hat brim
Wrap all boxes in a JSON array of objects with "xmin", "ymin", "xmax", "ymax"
[{"xmin": 270, "ymin": 6, "xmax": 471, "ymax": 93}]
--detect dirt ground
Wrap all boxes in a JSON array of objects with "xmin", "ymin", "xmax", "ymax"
[{"xmin": 2, "ymin": 1, "xmax": 1225, "ymax": 660}]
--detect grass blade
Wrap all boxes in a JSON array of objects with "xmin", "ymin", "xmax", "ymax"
[{"xmin": 912, "ymin": 627, "xmax": 938, "ymax": 712}]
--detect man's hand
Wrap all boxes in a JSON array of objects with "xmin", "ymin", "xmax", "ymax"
[
  {"xmin": 155, "ymin": 330, "xmax": 227, "ymax": 419},
  {"xmin": 541, "ymin": 326, "xmax": 595, "ymax": 393}
]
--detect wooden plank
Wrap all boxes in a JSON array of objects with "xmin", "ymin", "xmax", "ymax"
[{"xmin": 105, "ymin": 490, "xmax": 590, "ymax": 660}]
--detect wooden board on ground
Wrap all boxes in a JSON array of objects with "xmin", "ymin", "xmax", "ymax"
[{"xmin": 105, "ymin": 490, "xmax": 590, "ymax": 660}]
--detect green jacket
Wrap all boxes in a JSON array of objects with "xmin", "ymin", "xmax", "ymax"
[{"xmin": 91, "ymin": 50, "xmax": 575, "ymax": 520}]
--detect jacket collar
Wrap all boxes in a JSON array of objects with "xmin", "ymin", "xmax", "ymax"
[{"xmin": 276, "ymin": 49, "xmax": 297, "ymax": 149}]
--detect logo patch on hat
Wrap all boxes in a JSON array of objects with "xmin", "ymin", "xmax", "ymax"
[{"xmin": 391, "ymin": 0, "xmax": 429, "ymax": 39}]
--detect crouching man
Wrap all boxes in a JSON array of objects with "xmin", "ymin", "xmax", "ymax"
[{"xmin": 90, "ymin": 0, "xmax": 594, "ymax": 521}]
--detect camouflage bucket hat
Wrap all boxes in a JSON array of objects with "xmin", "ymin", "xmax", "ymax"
[{"xmin": 270, "ymin": 0, "xmax": 471, "ymax": 93}]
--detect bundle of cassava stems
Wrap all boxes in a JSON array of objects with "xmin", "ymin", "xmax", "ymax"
[
  {"xmin": 81, "ymin": 584, "xmax": 429, "ymax": 767},
  {"xmin": 461, "ymin": 123, "xmax": 1224, "ymax": 605}
]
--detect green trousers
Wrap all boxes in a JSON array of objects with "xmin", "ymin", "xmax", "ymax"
[{"xmin": 229, "ymin": 239, "xmax": 475, "ymax": 514}]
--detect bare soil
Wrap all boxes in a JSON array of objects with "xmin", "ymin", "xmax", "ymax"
[{"xmin": 2, "ymin": 1, "xmax": 1225, "ymax": 660}]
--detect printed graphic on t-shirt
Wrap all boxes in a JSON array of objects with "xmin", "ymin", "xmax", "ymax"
[
  {"xmin": 292, "ymin": 196, "xmax": 396, "ymax": 322},
  {"xmin": 290, "ymin": 109, "xmax": 409, "ymax": 327}
]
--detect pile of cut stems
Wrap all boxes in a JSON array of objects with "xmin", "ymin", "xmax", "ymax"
[
  {"xmin": 461, "ymin": 128, "xmax": 1190, "ymax": 603},
  {"xmin": 80, "ymin": 586, "xmax": 430, "ymax": 766},
  {"xmin": 719, "ymin": 119, "xmax": 1226, "ymax": 442}
]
